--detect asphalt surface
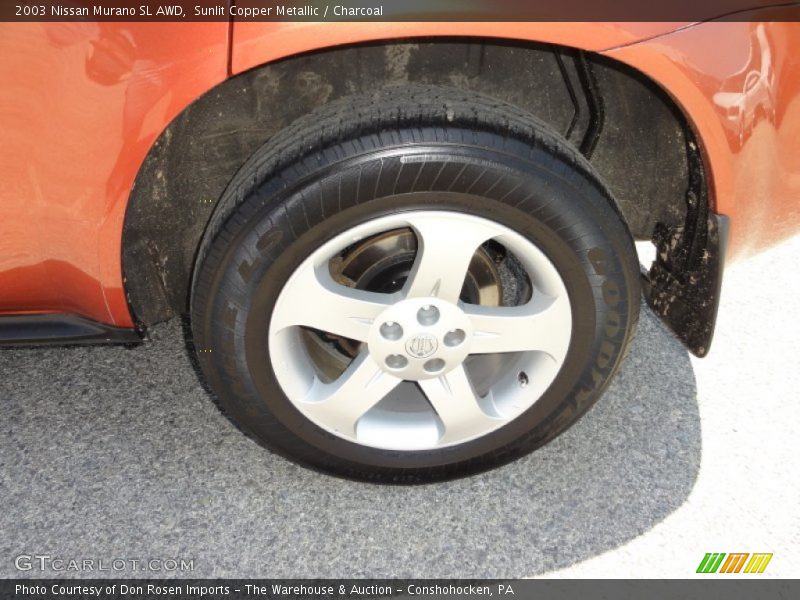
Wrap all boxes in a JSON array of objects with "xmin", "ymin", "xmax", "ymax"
[
  {"xmin": 551, "ymin": 235, "xmax": 800, "ymax": 578},
  {"xmin": 0, "ymin": 236, "xmax": 797, "ymax": 578}
]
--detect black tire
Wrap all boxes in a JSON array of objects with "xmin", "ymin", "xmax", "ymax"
[{"xmin": 191, "ymin": 85, "xmax": 640, "ymax": 482}]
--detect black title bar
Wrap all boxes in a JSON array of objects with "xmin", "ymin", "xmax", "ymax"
[{"xmin": 3, "ymin": 0, "xmax": 800, "ymax": 22}]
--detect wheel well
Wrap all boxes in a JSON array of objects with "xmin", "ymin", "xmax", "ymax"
[{"xmin": 122, "ymin": 38, "xmax": 695, "ymax": 326}]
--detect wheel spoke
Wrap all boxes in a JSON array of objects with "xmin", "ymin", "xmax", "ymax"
[
  {"xmin": 465, "ymin": 292, "xmax": 571, "ymax": 361},
  {"xmin": 419, "ymin": 365, "xmax": 508, "ymax": 444},
  {"xmin": 300, "ymin": 352, "xmax": 402, "ymax": 438},
  {"xmin": 271, "ymin": 263, "xmax": 393, "ymax": 342},
  {"xmin": 404, "ymin": 213, "xmax": 498, "ymax": 302}
]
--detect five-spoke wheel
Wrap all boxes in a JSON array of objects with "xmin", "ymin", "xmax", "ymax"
[{"xmin": 269, "ymin": 211, "xmax": 571, "ymax": 450}]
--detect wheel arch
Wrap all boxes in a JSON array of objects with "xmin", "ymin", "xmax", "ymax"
[{"xmin": 122, "ymin": 35, "xmax": 722, "ymax": 354}]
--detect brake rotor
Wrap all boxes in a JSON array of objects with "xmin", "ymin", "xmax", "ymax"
[{"xmin": 334, "ymin": 228, "xmax": 503, "ymax": 303}]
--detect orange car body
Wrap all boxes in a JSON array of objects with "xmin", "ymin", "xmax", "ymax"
[{"xmin": 0, "ymin": 19, "xmax": 798, "ymax": 329}]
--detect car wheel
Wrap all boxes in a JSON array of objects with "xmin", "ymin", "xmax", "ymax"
[{"xmin": 191, "ymin": 85, "xmax": 640, "ymax": 482}]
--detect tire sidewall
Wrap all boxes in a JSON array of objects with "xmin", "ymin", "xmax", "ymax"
[{"xmin": 193, "ymin": 135, "xmax": 639, "ymax": 479}]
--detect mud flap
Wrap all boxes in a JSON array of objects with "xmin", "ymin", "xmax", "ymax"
[
  {"xmin": 640, "ymin": 130, "xmax": 729, "ymax": 358},
  {"xmin": 643, "ymin": 213, "xmax": 728, "ymax": 357}
]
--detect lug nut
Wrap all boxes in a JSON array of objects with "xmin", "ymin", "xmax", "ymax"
[
  {"xmin": 443, "ymin": 329, "xmax": 466, "ymax": 347},
  {"xmin": 385, "ymin": 354, "xmax": 408, "ymax": 370},
  {"xmin": 380, "ymin": 321, "xmax": 404, "ymax": 341},
  {"xmin": 417, "ymin": 305, "xmax": 440, "ymax": 326},
  {"xmin": 423, "ymin": 358, "xmax": 446, "ymax": 373}
]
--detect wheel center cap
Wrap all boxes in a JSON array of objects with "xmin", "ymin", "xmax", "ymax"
[{"xmin": 367, "ymin": 297, "xmax": 473, "ymax": 381}]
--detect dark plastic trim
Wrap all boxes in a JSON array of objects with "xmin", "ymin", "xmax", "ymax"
[
  {"xmin": 640, "ymin": 129, "xmax": 728, "ymax": 358},
  {"xmin": 554, "ymin": 48, "xmax": 605, "ymax": 159},
  {"xmin": 0, "ymin": 314, "xmax": 142, "ymax": 347},
  {"xmin": 643, "ymin": 213, "xmax": 729, "ymax": 357}
]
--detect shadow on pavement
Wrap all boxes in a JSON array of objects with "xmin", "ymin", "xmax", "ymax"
[{"xmin": 0, "ymin": 307, "xmax": 699, "ymax": 577}]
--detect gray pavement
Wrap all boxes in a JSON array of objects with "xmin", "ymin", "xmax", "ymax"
[{"xmin": 1, "ymin": 237, "xmax": 796, "ymax": 578}]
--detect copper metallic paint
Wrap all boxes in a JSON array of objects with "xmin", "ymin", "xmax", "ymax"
[{"xmin": 0, "ymin": 22, "xmax": 227, "ymax": 326}]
